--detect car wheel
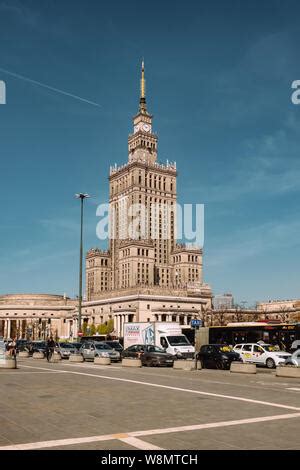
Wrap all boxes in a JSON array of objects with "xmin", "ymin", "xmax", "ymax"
[
  {"xmin": 216, "ymin": 360, "xmax": 224, "ymax": 370},
  {"xmin": 266, "ymin": 358, "xmax": 276, "ymax": 369}
]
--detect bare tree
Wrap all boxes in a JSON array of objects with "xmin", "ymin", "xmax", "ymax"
[
  {"xmin": 249, "ymin": 311, "xmax": 260, "ymax": 322},
  {"xmin": 201, "ymin": 305, "xmax": 213, "ymax": 327},
  {"xmin": 213, "ymin": 309, "xmax": 227, "ymax": 326},
  {"xmin": 234, "ymin": 307, "xmax": 244, "ymax": 323},
  {"xmin": 277, "ymin": 305, "xmax": 289, "ymax": 323},
  {"xmin": 257, "ymin": 306, "xmax": 269, "ymax": 322}
]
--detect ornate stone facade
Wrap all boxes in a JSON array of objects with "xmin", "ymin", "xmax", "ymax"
[
  {"xmin": 0, "ymin": 294, "xmax": 77, "ymax": 340},
  {"xmin": 84, "ymin": 63, "xmax": 212, "ymax": 335}
]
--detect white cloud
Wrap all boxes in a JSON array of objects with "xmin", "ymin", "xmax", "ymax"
[
  {"xmin": 191, "ymin": 116, "xmax": 300, "ymax": 202},
  {"xmin": 207, "ymin": 216, "xmax": 300, "ymax": 268}
]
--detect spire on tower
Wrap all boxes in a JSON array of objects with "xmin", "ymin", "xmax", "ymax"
[{"xmin": 139, "ymin": 59, "xmax": 147, "ymax": 113}]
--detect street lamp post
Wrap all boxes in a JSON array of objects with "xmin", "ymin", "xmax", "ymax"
[{"xmin": 75, "ymin": 193, "xmax": 90, "ymax": 339}]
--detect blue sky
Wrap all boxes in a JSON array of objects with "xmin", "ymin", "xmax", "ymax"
[{"xmin": 0, "ymin": 0, "xmax": 300, "ymax": 305}]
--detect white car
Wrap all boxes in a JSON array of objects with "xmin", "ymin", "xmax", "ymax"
[
  {"xmin": 285, "ymin": 349, "xmax": 300, "ymax": 367},
  {"xmin": 233, "ymin": 343, "xmax": 291, "ymax": 369}
]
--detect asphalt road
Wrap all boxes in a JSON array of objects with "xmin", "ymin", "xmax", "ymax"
[{"xmin": 0, "ymin": 358, "xmax": 299, "ymax": 450}]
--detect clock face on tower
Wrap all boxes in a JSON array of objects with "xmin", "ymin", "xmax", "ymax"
[{"xmin": 134, "ymin": 122, "xmax": 151, "ymax": 133}]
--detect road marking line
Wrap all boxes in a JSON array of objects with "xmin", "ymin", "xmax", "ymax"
[
  {"xmin": 0, "ymin": 371, "xmax": 62, "ymax": 374},
  {"xmin": 119, "ymin": 437, "xmax": 163, "ymax": 450},
  {"xmin": 132, "ymin": 412, "xmax": 300, "ymax": 437},
  {"xmin": 0, "ymin": 412, "xmax": 299, "ymax": 450},
  {"xmin": 287, "ymin": 388, "xmax": 300, "ymax": 392},
  {"xmin": 20, "ymin": 364, "xmax": 300, "ymax": 411}
]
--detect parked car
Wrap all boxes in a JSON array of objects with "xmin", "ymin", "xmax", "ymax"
[
  {"xmin": 285, "ymin": 349, "xmax": 300, "ymax": 367},
  {"xmin": 16, "ymin": 339, "xmax": 30, "ymax": 353},
  {"xmin": 69, "ymin": 342, "xmax": 82, "ymax": 352},
  {"xmin": 55, "ymin": 342, "xmax": 77, "ymax": 359},
  {"xmin": 80, "ymin": 341, "xmax": 120, "ymax": 362},
  {"xmin": 0, "ymin": 339, "xmax": 6, "ymax": 358},
  {"xmin": 122, "ymin": 344, "xmax": 175, "ymax": 367},
  {"xmin": 196, "ymin": 344, "xmax": 241, "ymax": 370},
  {"xmin": 233, "ymin": 343, "xmax": 291, "ymax": 369},
  {"xmin": 291, "ymin": 340, "xmax": 300, "ymax": 353},
  {"xmin": 30, "ymin": 341, "xmax": 47, "ymax": 356}
]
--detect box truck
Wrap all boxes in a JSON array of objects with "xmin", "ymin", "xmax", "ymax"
[{"xmin": 123, "ymin": 322, "xmax": 195, "ymax": 358}]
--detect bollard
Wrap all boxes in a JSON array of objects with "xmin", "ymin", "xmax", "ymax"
[
  {"xmin": 50, "ymin": 353, "xmax": 62, "ymax": 363},
  {"xmin": 19, "ymin": 351, "xmax": 29, "ymax": 358},
  {"xmin": 0, "ymin": 356, "xmax": 17, "ymax": 369},
  {"xmin": 122, "ymin": 358, "xmax": 142, "ymax": 368},
  {"xmin": 276, "ymin": 366, "xmax": 300, "ymax": 378},
  {"xmin": 32, "ymin": 352, "xmax": 45, "ymax": 359},
  {"xmin": 69, "ymin": 354, "xmax": 84, "ymax": 363},
  {"xmin": 230, "ymin": 362, "xmax": 256, "ymax": 374},
  {"xmin": 173, "ymin": 360, "xmax": 196, "ymax": 371},
  {"xmin": 94, "ymin": 357, "xmax": 111, "ymax": 365}
]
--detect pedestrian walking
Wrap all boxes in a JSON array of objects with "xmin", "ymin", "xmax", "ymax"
[
  {"xmin": 46, "ymin": 336, "xmax": 56, "ymax": 362},
  {"xmin": 6, "ymin": 337, "xmax": 17, "ymax": 357}
]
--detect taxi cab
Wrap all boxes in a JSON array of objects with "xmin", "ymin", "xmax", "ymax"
[{"xmin": 233, "ymin": 343, "xmax": 291, "ymax": 369}]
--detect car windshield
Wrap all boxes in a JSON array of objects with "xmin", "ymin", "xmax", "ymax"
[
  {"xmin": 261, "ymin": 344, "xmax": 282, "ymax": 352},
  {"xmin": 70, "ymin": 343, "xmax": 81, "ymax": 349},
  {"xmin": 59, "ymin": 343, "xmax": 74, "ymax": 349},
  {"xmin": 106, "ymin": 342, "xmax": 122, "ymax": 350},
  {"xmin": 167, "ymin": 335, "xmax": 190, "ymax": 346},
  {"xmin": 95, "ymin": 343, "xmax": 112, "ymax": 350},
  {"xmin": 217, "ymin": 345, "xmax": 233, "ymax": 353},
  {"xmin": 147, "ymin": 346, "xmax": 166, "ymax": 353}
]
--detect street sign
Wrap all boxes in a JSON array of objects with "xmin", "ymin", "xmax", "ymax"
[
  {"xmin": 191, "ymin": 319, "xmax": 202, "ymax": 328},
  {"xmin": 78, "ymin": 331, "xmax": 83, "ymax": 337}
]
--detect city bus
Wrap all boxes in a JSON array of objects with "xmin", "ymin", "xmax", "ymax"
[
  {"xmin": 208, "ymin": 322, "xmax": 300, "ymax": 351},
  {"xmin": 79, "ymin": 334, "xmax": 117, "ymax": 343}
]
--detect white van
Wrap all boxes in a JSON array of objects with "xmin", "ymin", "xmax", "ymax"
[
  {"xmin": 233, "ymin": 343, "xmax": 291, "ymax": 369},
  {"xmin": 123, "ymin": 322, "xmax": 195, "ymax": 358}
]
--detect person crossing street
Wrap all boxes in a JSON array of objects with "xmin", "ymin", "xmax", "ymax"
[{"xmin": 46, "ymin": 336, "xmax": 56, "ymax": 362}]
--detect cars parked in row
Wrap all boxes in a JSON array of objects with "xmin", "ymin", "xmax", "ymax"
[
  {"xmin": 80, "ymin": 341, "xmax": 121, "ymax": 362},
  {"xmin": 196, "ymin": 344, "xmax": 241, "ymax": 370},
  {"xmin": 233, "ymin": 343, "xmax": 291, "ymax": 368},
  {"xmin": 122, "ymin": 344, "xmax": 175, "ymax": 367}
]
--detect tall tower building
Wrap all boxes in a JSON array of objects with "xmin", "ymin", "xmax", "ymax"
[
  {"xmin": 108, "ymin": 61, "xmax": 178, "ymax": 290},
  {"xmin": 86, "ymin": 62, "xmax": 209, "ymax": 311}
]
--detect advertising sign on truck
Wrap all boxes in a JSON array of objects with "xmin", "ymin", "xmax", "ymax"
[{"xmin": 123, "ymin": 322, "xmax": 195, "ymax": 358}]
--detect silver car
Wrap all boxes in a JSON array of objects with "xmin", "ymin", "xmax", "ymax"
[
  {"xmin": 55, "ymin": 342, "xmax": 77, "ymax": 359},
  {"xmin": 80, "ymin": 341, "xmax": 120, "ymax": 362},
  {"xmin": 285, "ymin": 349, "xmax": 300, "ymax": 367}
]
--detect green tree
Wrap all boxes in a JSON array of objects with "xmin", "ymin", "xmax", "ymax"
[
  {"xmin": 82, "ymin": 322, "xmax": 88, "ymax": 335},
  {"xmin": 106, "ymin": 319, "xmax": 114, "ymax": 333},
  {"xmin": 96, "ymin": 320, "xmax": 114, "ymax": 335},
  {"xmin": 90, "ymin": 323, "xmax": 96, "ymax": 336},
  {"xmin": 96, "ymin": 324, "xmax": 107, "ymax": 334}
]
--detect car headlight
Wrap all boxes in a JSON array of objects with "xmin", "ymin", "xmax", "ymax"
[
  {"xmin": 101, "ymin": 352, "xmax": 110, "ymax": 357},
  {"xmin": 221, "ymin": 355, "xmax": 229, "ymax": 360}
]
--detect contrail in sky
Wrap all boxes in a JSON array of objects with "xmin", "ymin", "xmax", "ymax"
[{"xmin": 0, "ymin": 67, "xmax": 101, "ymax": 107}]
